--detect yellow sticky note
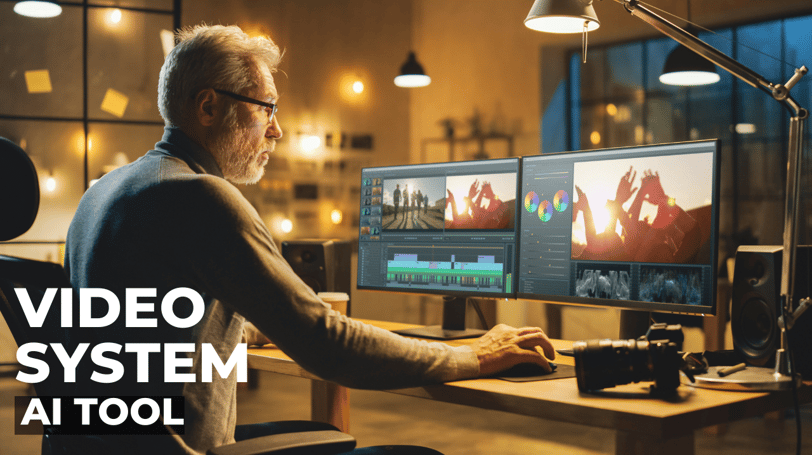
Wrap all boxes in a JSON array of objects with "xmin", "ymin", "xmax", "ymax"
[
  {"xmin": 100, "ymin": 88, "xmax": 129, "ymax": 118},
  {"xmin": 24, "ymin": 69, "xmax": 53, "ymax": 93}
]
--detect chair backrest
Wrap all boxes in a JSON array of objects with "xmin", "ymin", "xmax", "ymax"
[{"xmin": 0, "ymin": 136, "xmax": 40, "ymax": 242}]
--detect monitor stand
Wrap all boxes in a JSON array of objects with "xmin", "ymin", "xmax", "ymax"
[
  {"xmin": 392, "ymin": 296, "xmax": 488, "ymax": 340},
  {"xmin": 619, "ymin": 309, "xmax": 651, "ymax": 340}
]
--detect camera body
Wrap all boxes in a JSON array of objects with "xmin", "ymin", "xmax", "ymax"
[{"xmin": 573, "ymin": 323, "xmax": 683, "ymax": 396}]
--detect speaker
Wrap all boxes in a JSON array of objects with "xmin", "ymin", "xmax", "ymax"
[
  {"xmin": 282, "ymin": 239, "xmax": 352, "ymax": 312},
  {"xmin": 731, "ymin": 245, "xmax": 812, "ymax": 378}
]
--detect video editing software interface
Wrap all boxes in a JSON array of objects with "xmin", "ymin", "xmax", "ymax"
[
  {"xmin": 517, "ymin": 141, "xmax": 719, "ymax": 315},
  {"xmin": 357, "ymin": 158, "xmax": 520, "ymax": 298}
]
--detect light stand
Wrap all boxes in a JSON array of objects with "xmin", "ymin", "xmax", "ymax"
[{"xmin": 526, "ymin": 0, "xmax": 809, "ymax": 389}]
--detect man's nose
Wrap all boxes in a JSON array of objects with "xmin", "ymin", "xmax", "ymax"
[{"xmin": 267, "ymin": 116, "xmax": 282, "ymax": 139}]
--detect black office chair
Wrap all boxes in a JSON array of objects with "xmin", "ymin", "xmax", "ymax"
[{"xmin": 0, "ymin": 137, "xmax": 442, "ymax": 455}]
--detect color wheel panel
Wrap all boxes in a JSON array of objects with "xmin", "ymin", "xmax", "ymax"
[
  {"xmin": 524, "ymin": 191, "xmax": 539, "ymax": 213},
  {"xmin": 554, "ymin": 190, "xmax": 569, "ymax": 212},
  {"xmin": 539, "ymin": 200, "xmax": 553, "ymax": 222}
]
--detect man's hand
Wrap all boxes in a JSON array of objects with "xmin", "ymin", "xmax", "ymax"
[{"xmin": 470, "ymin": 324, "xmax": 556, "ymax": 376}]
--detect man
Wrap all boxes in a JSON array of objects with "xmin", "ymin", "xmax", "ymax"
[{"xmin": 64, "ymin": 24, "xmax": 554, "ymax": 455}]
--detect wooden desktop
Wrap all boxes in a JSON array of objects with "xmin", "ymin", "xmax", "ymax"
[{"xmin": 246, "ymin": 319, "xmax": 811, "ymax": 455}]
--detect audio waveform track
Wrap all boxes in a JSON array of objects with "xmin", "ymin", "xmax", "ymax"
[{"xmin": 383, "ymin": 247, "xmax": 511, "ymax": 293}]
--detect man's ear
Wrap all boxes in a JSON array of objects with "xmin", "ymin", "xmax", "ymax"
[{"xmin": 194, "ymin": 88, "xmax": 219, "ymax": 127}]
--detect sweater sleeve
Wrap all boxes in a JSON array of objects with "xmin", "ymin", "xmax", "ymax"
[{"xmin": 165, "ymin": 176, "xmax": 480, "ymax": 389}]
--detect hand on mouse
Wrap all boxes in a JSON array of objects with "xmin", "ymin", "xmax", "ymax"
[{"xmin": 469, "ymin": 324, "xmax": 556, "ymax": 376}]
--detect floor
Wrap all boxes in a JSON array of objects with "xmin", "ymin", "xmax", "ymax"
[{"xmin": 1, "ymin": 371, "xmax": 811, "ymax": 455}]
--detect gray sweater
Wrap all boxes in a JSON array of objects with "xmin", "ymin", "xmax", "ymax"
[{"xmin": 64, "ymin": 127, "xmax": 478, "ymax": 454}]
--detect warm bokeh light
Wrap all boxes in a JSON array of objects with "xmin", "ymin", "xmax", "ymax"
[
  {"xmin": 45, "ymin": 176, "xmax": 56, "ymax": 192},
  {"xmin": 735, "ymin": 123, "xmax": 757, "ymax": 134},
  {"xmin": 160, "ymin": 29, "xmax": 175, "ymax": 58},
  {"xmin": 109, "ymin": 8, "xmax": 122, "ymax": 24},
  {"xmin": 299, "ymin": 134, "xmax": 321, "ymax": 154},
  {"xmin": 280, "ymin": 219, "xmax": 293, "ymax": 233},
  {"xmin": 330, "ymin": 209, "xmax": 343, "ymax": 225},
  {"xmin": 606, "ymin": 103, "xmax": 617, "ymax": 116},
  {"xmin": 590, "ymin": 131, "xmax": 601, "ymax": 145},
  {"xmin": 352, "ymin": 81, "xmax": 364, "ymax": 94}
]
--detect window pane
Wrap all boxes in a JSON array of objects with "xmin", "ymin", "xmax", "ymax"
[
  {"xmin": 87, "ymin": 8, "xmax": 172, "ymax": 122},
  {"xmin": 579, "ymin": 104, "xmax": 605, "ymax": 150},
  {"xmin": 736, "ymin": 138, "xmax": 785, "ymax": 245},
  {"xmin": 606, "ymin": 42, "xmax": 643, "ymax": 99},
  {"xmin": 0, "ymin": 4, "xmax": 83, "ymax": 118},
  {"xmin": 735, "ymin": 22, "xmax": 783, "ymax": 143},
  {"xmin": 579, "ymin": 48, "xmax": 605, "ymax": 102},
  {"xmin": 646, "ymin": 95, "xmax": 687, "ymax": 144},
  {"xmin": 605, "ymin": 101, "xmax": 642, "ymax": 147},
  {"xmin": 784, "ymin": 16, "xmax": 812, "ymax": 141},
  {"xmin": 0, "ymin": 120, "xmax": 85, "ymax": 243},
  {"xmin": 88, "ymin": 123, "xmax": 165, "ymax": 184},
  {"xmin": 569, "ymin": 53, "xmax": 582, "ymax": 150}
]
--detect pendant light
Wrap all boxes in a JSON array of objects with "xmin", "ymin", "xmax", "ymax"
[
  {"xmin": 394, "ymin": 52, "xmax": 431, "ymax": 88},
  {"xmin": 524, "ymin": 0, "xmax": 600, "ymax": 34},
  {"xmin": 659, "ymin": 0, "xmax": 719, "ymax": 86},
  {"xmin": 13, "ymin": 1, "xmax": 62, "ymax": 18}
]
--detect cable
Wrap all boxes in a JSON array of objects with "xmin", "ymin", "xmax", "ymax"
[{"xmin": 780, "ymin": 299, "xmax": 802, "ymax": 455}]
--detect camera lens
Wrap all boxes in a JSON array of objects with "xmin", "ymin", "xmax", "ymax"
[
  {"xmin": 573, "ymin": 338, "xmax": 653, "ymax": 391},
  {"xmin": 573, "ymin": 338, "xmax": 681, "ymax": 394}
]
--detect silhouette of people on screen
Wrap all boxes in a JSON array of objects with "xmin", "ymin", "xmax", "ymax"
[
  {"xmin": 573, "ymin": 166, "xmax": 701, "ymax": 264},
  {"xmin": 445, "ymin": 180, "xmax": 513, "ymax": 229},
  {"xmin": 393, "ymin": 184, "xmax": 401, "ymax": 220}
]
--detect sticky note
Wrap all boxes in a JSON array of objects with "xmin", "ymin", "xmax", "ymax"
[
  {"xmin": 100, "ymin": 88, "xmax": 129, "ymax": 118},
  {"xmin": 24, "ymin": 69, "xmax": 53, "ymax": 93}
]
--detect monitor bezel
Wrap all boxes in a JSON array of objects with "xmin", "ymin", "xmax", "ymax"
[
  {"xmin": 356, "ymin": 156, "xmax": 522, "ymax": 299},
  {"xmin": 516, "ymin": 139, "xmax": 721, "ymax": 317}
]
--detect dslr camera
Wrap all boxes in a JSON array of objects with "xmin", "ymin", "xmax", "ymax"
[{"xmin": 573, "ymin": 323, "xmax": 685, "ymax": 396}]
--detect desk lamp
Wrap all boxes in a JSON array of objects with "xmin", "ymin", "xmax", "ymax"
[{"xmin": 525, "ymin": 0, "xmax": 809, "ymax": 390}]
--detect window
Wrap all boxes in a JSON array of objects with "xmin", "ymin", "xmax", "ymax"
[
  {"xmin": 0, "ymin": 1, "xmax": 179, "ymax": 260},
  {"xmin": 546, "ymin": 14, "xmax": 812, "ymax": 258}
]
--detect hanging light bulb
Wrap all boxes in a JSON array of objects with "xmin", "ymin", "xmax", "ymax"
[
  {"xmin": 659, "ymin": 41, "xmax": 720, "ymax": 86},
  {"xmin": 13, "ymin": 1, "xmax": 62, "ymax": 18},
  {"xmin": 394, "ymin": 52, "xmax": 431, "ymax": 88},
  {"xmin": 659, "ymin": 1, "xmax": 719, "ymax": 86}
]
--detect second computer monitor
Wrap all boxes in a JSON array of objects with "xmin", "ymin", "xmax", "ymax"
[
  {"xmin": 517, "ymin": 140, "xmax": 720, "ymax": 315},
  {"xmin": 357, "ymin": 158, "xmax": 520, "ymax": 298}
]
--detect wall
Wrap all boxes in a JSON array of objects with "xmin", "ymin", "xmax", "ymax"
[{"xmin": 182, "ymin": 0, "xmax": 429, "ymax": 322}]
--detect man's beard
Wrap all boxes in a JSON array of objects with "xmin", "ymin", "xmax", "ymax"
[{"xmin": 211, "ymin": 120, "xmax": 273, "ymax": 185}]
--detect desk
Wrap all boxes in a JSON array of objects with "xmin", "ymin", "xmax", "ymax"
[{"xmin": 247, "ymin": 319, "xmax": 811, "ymax": 455}]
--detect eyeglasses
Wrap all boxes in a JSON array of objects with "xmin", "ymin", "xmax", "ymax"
[{"xmin": 213, "ymin": 89, "xmax": 277, "ymax": 122}]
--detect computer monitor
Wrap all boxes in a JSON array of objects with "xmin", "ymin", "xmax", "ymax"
[
  {"xmin": 517, "ymin": 140, "xmax": 720, "ymax": 338},
  {"xmin": 357, "ymin": 158, "xmax": 520, "ymax": 339}
]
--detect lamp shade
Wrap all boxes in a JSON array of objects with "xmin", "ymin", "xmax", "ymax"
[
  {"xmin": 13, "ymin": 1, "xmax": 62, "ymax": 18},
  {"xmin": 659, "ymin": 43, "xmax": 720, "ymax": 86},
  {"xmin": 394, "ymin": 52, "xmax": 431, "ymax": 88},
  {"xmin": 524, "ymin": 0, "xmax": 600, "ymax": 34}
]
